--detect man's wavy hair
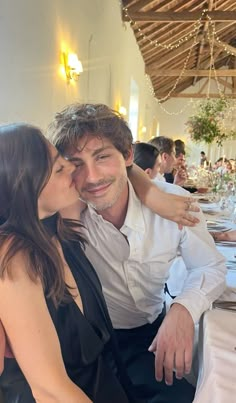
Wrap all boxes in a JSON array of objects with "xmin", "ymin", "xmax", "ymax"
[
  {"xmin": 148, "ymin": 136, "xmax": 174, "ymax": 156},
  {"xmin": 47, "ymin": 103, "xmax": 133, "ymax": 159},
  {"xmin": 0, "ymin": 123, "xmax": 84, "ymax": 306}
]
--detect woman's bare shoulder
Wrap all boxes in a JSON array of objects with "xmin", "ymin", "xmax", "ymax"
[{"xmin": 0, "ymin": 238, "xmax": 33, "ymax": 281}]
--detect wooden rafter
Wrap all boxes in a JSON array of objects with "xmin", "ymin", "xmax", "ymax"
[
  {"xmin": 217, "ymin": 77, "xmax": 232, "ymax": 91},
  {"xmin": 214, "ymin": 40, "xmax": 236, "ymax": 56},
  {"xmin": 122, "ymin": 0, "xmax": 236, "ymax": 99},
  {"xmin": 146, "ymin": 69, "xmax": 236, "ymax": 77},
  {"xmin": 123, "ymin": 11, "xmax": 236, "ymax": 22},
  {"xmin": 155, "ymin": 93, "xmax": 236, "ymax": 98}
]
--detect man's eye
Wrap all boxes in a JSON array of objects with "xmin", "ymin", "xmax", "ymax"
[
  {"xmin": 74, "ymin": 162, "xmax": 83, "ymax": 168},
  {"xmin": 97, "ymin": 154, "xmax": 110, "ymax": 160},
  {"xmin": 56, "ymin": 165, "xmax": 64, "ymax": 173}
]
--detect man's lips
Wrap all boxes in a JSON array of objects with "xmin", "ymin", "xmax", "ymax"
[{"xmin": 83, "ymin": 182, "xmax": 111, "ymax": 195}]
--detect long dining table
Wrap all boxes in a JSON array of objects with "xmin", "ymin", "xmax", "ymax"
[{"xmin": 192, "ymin": 196, "xmax": 236, "ymax": 403}]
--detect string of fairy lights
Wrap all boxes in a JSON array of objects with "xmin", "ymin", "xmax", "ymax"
[
  {"xmin": 206, "ymin": 18, "xmax": 225, "ymax": 100},
  {"xmin": 122, "ymin": 7, "xmax": 205, "ymax": 51},
  {"xmin": 119, "ymin": 1, "xmax": 236, "ymax": 116}
]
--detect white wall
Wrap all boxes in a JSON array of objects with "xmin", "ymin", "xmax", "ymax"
[
  {"xmin": 0, "ymin": 0, "xmax": 159, "ymax": 136},
  {"xmin": 0, "ymin": 0, "xmax": 235, "ymax": 162}
]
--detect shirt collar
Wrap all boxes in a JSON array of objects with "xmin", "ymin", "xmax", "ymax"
[{"xmin": 120, "ymin": 179, "xmax": 145, "ymax": 234}]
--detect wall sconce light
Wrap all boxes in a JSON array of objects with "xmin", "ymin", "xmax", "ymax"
[
  {"xmin": 62, "ymin": 52, "xmax": 83, "ymax": 83},
  {"xmin": 119, "ymin": 106, "xmax": 127, "ymax": 116},
  {"xmin": 141, "ymin": 126, "xmax": 147, "ymax": 134}
]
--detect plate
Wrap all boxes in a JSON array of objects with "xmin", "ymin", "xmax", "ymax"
[
  {"xmin": 198, "ymin": 198, "xmax": 211, "ymax": 203},
  {"xmin": 216, "ymin": 241, "xmax": 236, "ymax": 247},
  {"xmin": 203, "ymin": 210, "xmax": 219, "ymax": 215},
  {"xmin": 207, "ymin": 225, "xmax": 230, "ymax": 231},
  {"xmin": 207, "ymin": 220, "xmax": 222, "ymax": 225}
]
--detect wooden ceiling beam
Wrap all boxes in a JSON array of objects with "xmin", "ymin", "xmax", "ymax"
[
  {"xmin": 198, "ymin": 79, "xmax": 210, "ymax": 94},
  {"xmin": 127, "ymin": 0, "xmax": 152, "ymax": 13},
  {"xmin": 232, "ymin": 58, "xmax": 236, "ymax": 92},
  {"xmin": 123, "ymin": 11, "xmax": 236, "ymax": 22},
  {"xmin": 146, "ymin": 35, "xmax": 202, "ymax": 69},
  {"xmin": 217, "ymin": 77, "xmax": 233, "ymax": 91},
  {"xmin": 147, "ymin": 69, "xmax": 236, "ymax": 77},
  {"xmin": 214, "ymin": 40, "xmax": 236, "ymax": 56},
  {"xmin": 155, "ymin": 93, "xmax": 236, "ymax": 99}
]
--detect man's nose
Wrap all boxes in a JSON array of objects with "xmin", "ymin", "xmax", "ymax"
[{"xmin": 72, "ymin": 163, "xmax": 101, "ymax": 184}]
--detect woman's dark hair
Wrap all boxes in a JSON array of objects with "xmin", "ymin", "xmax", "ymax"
[
  {"xmin": 134, "ymin": 142, "xmax": 159, "ymax": 171},
  {"xmin": 0, "ymin": 123, "xmax": 83, "ymax": 305}
]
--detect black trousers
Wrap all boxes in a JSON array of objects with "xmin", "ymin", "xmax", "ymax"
[{"xmin": 115, "ymin": 312, "xmax": 195, "ymax": 403}]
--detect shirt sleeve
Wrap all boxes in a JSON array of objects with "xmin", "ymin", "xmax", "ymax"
[{"xmin": 172, "ymin": 208, "xmax": 227, "ymax": 324}]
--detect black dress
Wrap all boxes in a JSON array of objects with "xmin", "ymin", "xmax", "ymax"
[{"xmin": 0, "ymin": 216, "xmax": 144, "ymax": 403}]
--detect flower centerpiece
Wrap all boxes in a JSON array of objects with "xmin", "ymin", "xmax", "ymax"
[{"xmin": 185, "ymin": 99, "xmax": 236, "ymax": 146}]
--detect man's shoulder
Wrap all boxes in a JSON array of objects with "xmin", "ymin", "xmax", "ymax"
[{"xmin": 152, "ymin": 179, "xmax": 190, "ymax": 197}]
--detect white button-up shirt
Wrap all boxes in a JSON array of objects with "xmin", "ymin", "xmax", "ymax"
[{"xmin": 81, "ymin": 180, "xmax": 226, "ymax": 329}]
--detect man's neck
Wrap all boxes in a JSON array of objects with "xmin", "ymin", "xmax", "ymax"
[{"xmin": 96, "ymin": 186, "xmax": 129, "ymax": 230}]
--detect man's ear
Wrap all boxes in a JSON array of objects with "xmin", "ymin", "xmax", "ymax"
[
  {"xmin": 162, "ymin": 152, "xmax": 168, "ymax": 162},
  {"xmin": 125, "ymin": 146, "xmax": 134, "ymax": 167}
]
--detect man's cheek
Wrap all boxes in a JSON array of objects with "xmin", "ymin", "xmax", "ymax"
[{"xmin": 72, "ymin": 171, "xmax": 83, "ymax": 192}]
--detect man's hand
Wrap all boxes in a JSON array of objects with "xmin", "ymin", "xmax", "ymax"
[
  {"xmin": 174, "ymin": 167, "xmax": 188, "ymax": 187},
  {"xmin": 148, "ymin": 303, "xmax": 194, "ymax": 385}
]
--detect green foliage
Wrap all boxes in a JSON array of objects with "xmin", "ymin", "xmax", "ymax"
[{"xmin": 186, "ymin": 99, "xmax": 236, "ymax": 146}]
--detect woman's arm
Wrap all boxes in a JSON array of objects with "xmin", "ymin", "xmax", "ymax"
[
  {"xmin": 0, "ymin": 251, "xmax": 91, "ymax": 403},
  {"xmin": 128, "ymin": 164, "xmax": 200, "ymax": 227}
]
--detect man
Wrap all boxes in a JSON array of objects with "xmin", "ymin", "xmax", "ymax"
[
  {"xmin": 200, "ymin": 151, "xmax": 207, "ymax": 167},
  {"xmin": 164, "ymin": 139, "xmax": 186, "ymax": 185},
  {"xmin": 48, "ymin": 103, "xmax": 226, "ymax": 403},
  {"xmin": 133, "ymin": 141, "xmax": 187, "ymax": 300},
  {"xmin": 133, "ymin": 142, "xmax": 161, "ymax": 179},
  {"xmin": 149, "ymin": 136, "xmax": 187, "ymax": 186}
]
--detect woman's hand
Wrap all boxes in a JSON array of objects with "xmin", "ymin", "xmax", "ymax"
[
  {"xmin": 151, "ymin": 191, "xmax": 199, "ymax": 229},
  {"xmin": 129, "ymin": 164, "xmax": 200, "ymax": 228}
]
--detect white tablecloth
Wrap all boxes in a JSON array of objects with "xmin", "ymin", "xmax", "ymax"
[
  {"xmin": 192, "ymin": 199, "xmax": 236, "ymax": 403},
  {"xmin": 193, "ymin": 308, "xmax": 236, "ymax": 403}
]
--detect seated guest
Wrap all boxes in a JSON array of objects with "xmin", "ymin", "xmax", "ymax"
[
  {"xmin": 225, "ymin": 160, "xmax": 233, "ymax": 173},
  {"xmin": 0, "ymin": 123, "xmax": 145, "ymax": 403},
  {"xmin": 47, "ymin": 103, "xmax": 226, "ymax": 403},
  {"xmin": 0, "ymin": 122, "xmax": 200, "ymax": 401},
  {"xmin": 134, "ymin": 141, "xmax": 188, "ymax": 300},
  {"xmin": 133, "ymin": 142, "xmax": 161, "ymax": 179},
  {"xmin": 214, "ymin": 157, "xmax": 225, "ymax": 174},
  {"xmin": 200, "ymin": 151, "xmax": 208, "ymax": 167},
  {"xmin": 164, "ymin": 139, "xmax": 188, "ymax": 186},
  {"xmin": 149, "ymin": 136, "xmax": 187, "ymax": 186},
  {"xmin": 229, "ymin": 159, "xmax": 235, "ymax": 173}
]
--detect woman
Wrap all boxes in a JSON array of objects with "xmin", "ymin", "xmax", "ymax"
[
  {"xmin": 0, "ymin": 123, "xmax": 142, "ymax": 403},
  {"xmin": 0, "ymin": 123, "xmax": 199, "ymax": 402}
]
